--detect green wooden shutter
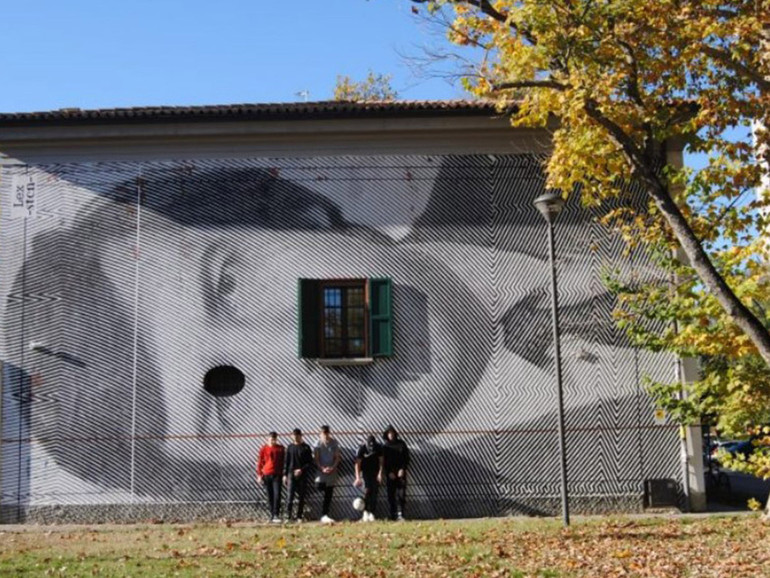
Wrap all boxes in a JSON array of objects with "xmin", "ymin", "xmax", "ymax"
[
  {"xmin": 298, "ymin": 279, "xmax": 321, "ymax": 358},
  {"xmin": 368, "ymin": 277, "xmax": 393, "ymax": 357}
]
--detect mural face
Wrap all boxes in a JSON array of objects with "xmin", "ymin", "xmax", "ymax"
[
  {"xmin": 131, "ymin": 172, "xmax": 490, "ymax": 469},
  {"xmin": 0, "ymin": 155, "xmax": 679, "ymax": 519}
]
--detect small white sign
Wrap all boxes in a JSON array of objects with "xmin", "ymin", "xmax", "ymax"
[
  {"xmin": 10, "ymin": 174, "xmax": 37, "ymax": 219},
  {"xmin": 653, "ymin": 408, "xmax": 667, "ymax": 425}
]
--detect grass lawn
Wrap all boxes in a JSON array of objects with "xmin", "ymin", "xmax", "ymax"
[{"xmin": 0, "ymin": 515, "xmax": 767, "ymax": 577}]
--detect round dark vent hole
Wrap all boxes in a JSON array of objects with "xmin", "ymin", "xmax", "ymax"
[{"xmin": 203, "ymin": 366, "xmax": 245, "ymax": 397}]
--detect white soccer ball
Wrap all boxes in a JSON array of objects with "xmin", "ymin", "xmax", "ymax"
[{"xmin": 352, "ymin": 497, "xmax": 365, "ymax": 512}]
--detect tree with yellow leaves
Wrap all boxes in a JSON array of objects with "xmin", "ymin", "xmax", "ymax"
[
  {"xmin": 404, "ymin": 0, "xmax": 770, "ymax": 512},
  {"xmin": 334, "ymin": 70, "xmax": 399, "ymax": 102}
]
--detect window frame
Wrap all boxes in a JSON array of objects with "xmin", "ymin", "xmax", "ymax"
[
  {"xmin": 318, "ymin": 278, "xmax": 369, "ymax": 359},
  {"xmin": 298, "ymin": 276, "xmax": 392, "ymax": 362}
]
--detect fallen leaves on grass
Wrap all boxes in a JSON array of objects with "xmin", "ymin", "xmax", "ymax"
[{"xmin": 1, "ymin": 515, "xmax": 768, "ymax": 577}]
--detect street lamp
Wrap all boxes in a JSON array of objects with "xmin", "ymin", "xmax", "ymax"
[{"xmin": 533, "ymin": 191, "xmax": 570, "ymax": 527}]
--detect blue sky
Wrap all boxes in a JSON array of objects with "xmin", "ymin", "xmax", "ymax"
[
  {"xmin": 0, "ymin": 0, "xmax": 460, "ymax": 112},
  {"xmin": 0, "ymin": 0, "xmax": 752, "ymax": 176}
]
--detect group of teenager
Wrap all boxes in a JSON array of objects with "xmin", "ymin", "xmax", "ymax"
[{"xmin": 255, "ymin": 424, "xmax": 410, "ymax": 523}]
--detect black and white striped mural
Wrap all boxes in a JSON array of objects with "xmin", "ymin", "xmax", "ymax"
[{"xmin": 0, "ymin": 154, "xmax": 679, "ymax": 522}]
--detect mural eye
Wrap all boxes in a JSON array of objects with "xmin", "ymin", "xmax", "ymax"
[
  {"xmin": 202, "ymin": 245, "xmax": 250, "ymax": 322},
  {"xmin": 214, "ymin": 260, "xmax": 246, "ymax": 314},
  {"xmin": 217, "ymin": 268, "xmax": 236, "ymax": 296}
]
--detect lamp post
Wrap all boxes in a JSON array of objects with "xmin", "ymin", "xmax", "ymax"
[{"xmin": 533, "ymin": 191, "xmax": 570, "ymax": 527}]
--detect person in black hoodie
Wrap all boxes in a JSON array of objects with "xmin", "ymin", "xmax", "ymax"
[
  {"xmin": 354, "ymin": 434, "xmax": 384, "ymax": 522},
  {"xmin": 283, "ymin": 428, "xmax": 314, "ymax": 522},
  {"xmin": 382, "ymin": 425, "xmax": 410, "ymax": 521}
]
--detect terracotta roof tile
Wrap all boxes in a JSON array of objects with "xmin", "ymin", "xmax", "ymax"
[{"xmin": 0, "ymin": 100, "xmax": 508, "ymax": 126}]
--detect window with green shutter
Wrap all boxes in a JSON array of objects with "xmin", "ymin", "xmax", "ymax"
[
  {"xmin": 368, "ymin": 277, "xmax": 393, "ymax": 357},
  {"xmin": 298, "ymin": 277, "xmax": 393, "ymax": 360},
  {"xmin": 298, "ymin": 278, "xmax": 321, "ymax": 358}
]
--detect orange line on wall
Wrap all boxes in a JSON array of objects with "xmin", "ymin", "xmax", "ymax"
[{"xmin": 0, "ymin": 424, "xmax": 677, "ymax": 445}]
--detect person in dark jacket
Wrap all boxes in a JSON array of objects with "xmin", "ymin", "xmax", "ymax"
[
  {"xmin": 256, "ymin": 431, "xmax": 285, "ymax": 523},
  {"xmin": 354, "ymin": 434, "xmax": 384, "ymax": 522},
  {"xmin": 283, "ymin": 428, "xmax": 314, "ymax": 522},
  {"xmin": 382, "ymin": 425, "xmax": 410, "ymax": 520}
]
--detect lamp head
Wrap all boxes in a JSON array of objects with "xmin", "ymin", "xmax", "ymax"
[{"xmin": 533, "ymin": 192, "xmax": 565, "ymax": 224}]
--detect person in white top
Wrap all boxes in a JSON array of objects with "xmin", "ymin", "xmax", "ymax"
[{"xmin": 314, "ymin": 425, "xmax": 341, "ymax": 523}]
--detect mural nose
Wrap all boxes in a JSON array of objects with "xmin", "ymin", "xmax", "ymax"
[{"xmin": 203, "ymin": 365, "xmax": 245, "ymax": 397}]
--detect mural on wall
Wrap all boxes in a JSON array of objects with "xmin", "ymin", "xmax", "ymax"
[{"xmin": 0, "ymin": 154, "xmax": 679, "ymax": 520}]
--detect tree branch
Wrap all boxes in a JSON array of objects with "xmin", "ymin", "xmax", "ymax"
[
  {"xmin": 583, "ymin": 99, "xmax": 646, "ymax": 163},
  {"xmin": 701, "ymin": 45, "xmax": 770, "ymax": 92},
  {"xmin": 612, "ymin": 37, "xmax": 659, "ymax": 163},
  {"xmin": 410, "ymin": 0, "xmax": 537, "ymax": 44},
  {"xmin": 706, "ymin": 8, "xmax": 739, "ymax": 20},
  {"xmin": 411, "ymin": 0, "xmax": 506, "ymax": 23},
  {"xmin": 491, "ymin": 80, "xmax": 568, "ymax": 91},
  {"xmin": 666, "ymin": 100, "xmax": 700, "ymax": 128},
  {"xmin": 616, "ymin": 40, "xmax": 645, "ymax": 109}
]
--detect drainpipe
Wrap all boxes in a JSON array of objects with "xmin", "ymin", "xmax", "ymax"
[{"xmin": 667, "ymin": 145, "xmax": 707, "ymax": 512}]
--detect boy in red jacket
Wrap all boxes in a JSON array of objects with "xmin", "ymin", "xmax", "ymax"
[{"xmin": 257, "ymin": 431, "xmax": 285, "ymax": 523}]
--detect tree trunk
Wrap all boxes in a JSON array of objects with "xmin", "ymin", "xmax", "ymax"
[
  {"xmin": 648, "ymin": 171, "xmax": 770, "ymax": 519},
  {"xmin": 580, "ymin": 101, "xmax": 770, "ymax": 361},
  {"xmin": 640, "ymin": 173, "xmax": 770, "ymax": 364},
  {"xmin": 761, "ymin": 15, "xmax": 770, "ymax": 520},
  {"xmin": 765, "ymin": 493, "xmax": 770, "ymax": 519}
]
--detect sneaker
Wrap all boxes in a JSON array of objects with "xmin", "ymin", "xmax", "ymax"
[
  {"xmin": 270, "ymin": 517, "xmax": 281, "ymax": 524},
  {"xmin": 396, "ymin": 512, "xmax": 405, "ymax": 521},
  {"xmin": 320, "ymin": 515, "xmax": 335, "ymax": 524},
  {"xmin": 368, "ymin": 512, "xmax": 376, "ymax": 522}
]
